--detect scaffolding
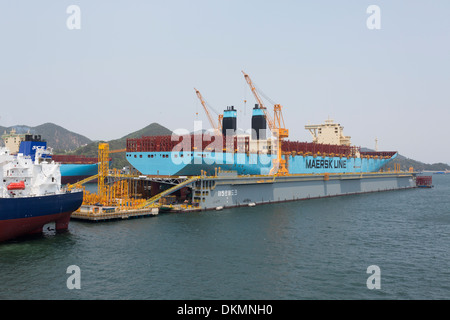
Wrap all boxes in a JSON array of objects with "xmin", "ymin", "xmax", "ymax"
[{"xmin": 66, "ymin": 143, "xmax": 195, "ymax": 212}]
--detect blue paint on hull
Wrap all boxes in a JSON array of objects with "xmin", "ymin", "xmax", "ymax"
[
  {"xmin": 0, "ymin": 191, "xmax": 84, "ymax": 241},
  {"xmin": 126, "ymin": 152, "xmax": 397, "ymax": 176},
  {"xmin": 0, "ymin": 191, "xmax": 83, "ymax": 221},
  {"xmin": 60, "ymin": 163, "xmax": 98, "ymax": 178}
]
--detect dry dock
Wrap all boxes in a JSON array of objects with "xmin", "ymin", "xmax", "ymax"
[
  {"xmin": 70, "ymin": 171, "xmax": 418, "ymax": 221},
  {"xmin": 190, "ymin": 171, "xmax": 417, "ymax": 210}
]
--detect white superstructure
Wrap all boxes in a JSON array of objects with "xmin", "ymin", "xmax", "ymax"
[
  {"xmin": 1, "ymin": 129, "xmax": 26, "ymax": 154},
  {"xmin": 0, "ymin": 147, "xmax": 61, "ymax": 198},
  {"xmin": 305, "ymin": 119, "xmax": 351, "ymax": 146}
]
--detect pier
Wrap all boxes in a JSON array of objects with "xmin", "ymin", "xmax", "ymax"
[
  {"xmin": 69, "ymin": 169, "xmax": 419, "ymax": 222},
  {"xmin": 71, "ymin": 206, "xmax": 159, "ymax": 222}
]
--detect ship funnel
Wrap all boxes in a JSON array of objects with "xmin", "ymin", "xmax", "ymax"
[
  {"xmin": 251, "ymin": 104, "xmax": 266, "ymax": 140},
  {"xmin": 222, "ymin": 106, "xmax": 237, "ymax": 136}
]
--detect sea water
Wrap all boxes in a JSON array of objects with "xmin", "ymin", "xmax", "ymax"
[{"xmin": 1, "ymin": 175, "xmax": 449, "ymax": 300}]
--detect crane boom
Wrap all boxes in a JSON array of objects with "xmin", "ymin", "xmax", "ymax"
[
  {"xmin": 110, "ymin": 148, "xmax": 126, "ymax": 154},
  {"xmin": 241, "ymin": 70, "xmax": 274, "ymax": 130},
  {"xmin": 241, "ymin": 71, "xmax": 289, "ymax": 175},
  {"xmin": 194, "ymin": 88, "xmax": 222, "ymax": 134}
]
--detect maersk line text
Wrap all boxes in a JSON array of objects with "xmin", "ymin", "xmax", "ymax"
[{"xmin": 306, "ymin": 159, "xmax": 347, "ymax": 169}]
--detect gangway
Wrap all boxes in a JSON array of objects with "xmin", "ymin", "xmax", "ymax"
[
  {"xmin": 138, "ymin": 176, "xmax": 199, "ymax": 208},
  {"xmin": 67, "ymin": 174, "xmax": 99, "ymax": 189}
]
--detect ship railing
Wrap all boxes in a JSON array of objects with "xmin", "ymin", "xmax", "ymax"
[{"xmin": 360, "ymin": 151, "xmax": 397, "ymax": 158}]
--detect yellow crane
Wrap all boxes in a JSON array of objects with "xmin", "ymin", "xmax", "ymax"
[
  {"xmin": 241, "ymin": 70, "xmax": 289, "ymax": 175},
  {"xmin": 97, "ymin": 143, "xmax": 110, "ymax": 198},
  {"xmin": 242, "ymin": 71, "xmax": 275, "ymax": 130},
  {"xmin": 194, "ymin": 88, "xmax": 223, "ymax": 135},
  {"xmin": 98, "ymin": 143, "xmax": 126, "ymax": 199},
  {"xmin": 68, "ymin": 144, "xmax": 147, "ymax": 209}
]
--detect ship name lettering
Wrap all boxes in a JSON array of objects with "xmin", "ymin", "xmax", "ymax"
[
  {"xmin": 305, "ymin": 159, "xmax": 347, "ymax": 169},
  {"xmin": 306, "ymin": 159, "xmax": 333, "ymax": 169},
  {"xmin": 334, "ymin": 160, "xmax": 347, "ymax": 169}
]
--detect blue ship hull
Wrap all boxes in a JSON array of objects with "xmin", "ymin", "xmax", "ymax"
[
  {"xmin": 60, "ymin": 163, "xmax": 98, "ymax": 184},
  {"xmin": 0, "ymin": 191, "xmax": 83, "ymax": 242},
  {"xmin": 126, "ymin": 151, "xmax": 397, "ymax": 176}
]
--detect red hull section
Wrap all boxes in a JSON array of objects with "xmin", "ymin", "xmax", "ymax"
[
  {"xmin": 0, "ymin": 191, "xmax": 83, "ymax": 242},
  {"xmin": 126, "ymin": 134, "xmax": 397, "ymax": 159},
  {"xmin": 0, "ymin": 211, "xmax": 72, "ymax": 242},
  {"xmin": 51, "ymin": 155, "xmax": 98, "ymax": 164},
  {"xmin": 126, "ymin": 134, "xmax": 366, "ymax": 157}
]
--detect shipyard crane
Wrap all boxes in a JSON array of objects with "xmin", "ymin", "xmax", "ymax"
[
  {"xmin": 241, "ymin": 71, "xmax": 289, "ymax": 175},
  {"xmin": 67, "ymin": 146, "xmax": 126, "ymax": 191},
  {"xmin": 194, "ymin": 88, "xmax": 223, "ymax": 135},
  {"xmin": 97, "ymin": 144, "xmax": 126, "ymax": 198},
  {"xmin": 241, "ymin": 71, "xmax": 275, "ymax": 130}
]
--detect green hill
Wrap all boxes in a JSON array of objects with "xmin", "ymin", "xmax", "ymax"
[
  {"xmin": 361, "ymin": 148, "xmax": 450, "ymax": 172},
  {"xmin": 0, "ymin": 123, "xmax": 92, "ymax": 152},
  {"xmin": 386, "ymin": 154, "xmax": 450, "ymax": 172},
  {"xmin": 70, "ymin": 122, "xmax": 172, "ymax": 169}
]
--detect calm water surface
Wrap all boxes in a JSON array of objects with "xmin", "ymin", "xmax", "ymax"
[{"xmin": 1, "ymin": 175, "xmax": 449, "ymax": 300}]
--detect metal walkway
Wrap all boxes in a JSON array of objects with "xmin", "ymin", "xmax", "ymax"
[
  {"xmin": 73, "ymin": 174, "xmax": 99, "ymax": 185},
  {"xmin": 138, "ymin": 176, "xmax": 199, "ymax": 208}
]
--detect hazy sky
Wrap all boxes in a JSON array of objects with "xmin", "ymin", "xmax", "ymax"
[{"xmin": 0, "ymin": 1, "xmax": 449, "ymax": 163}]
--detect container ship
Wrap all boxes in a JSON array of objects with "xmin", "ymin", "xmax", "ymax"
[
  {"xmin": 120, "ymin": 72, "xmax": 417, "ymax": 211},
  {"xmin": 123, "ymin": 108, "xmax": 415, "ymax": 211},
  {"xmin": 124, "ymin": 108, "xmax": 413, "ymax": 211},
  {"xmin": 0, "ymin": 145, "xmax": 83, "ymax": 242},
  {"xmin": 2, "ymin": 129, "xmax": 98, "ymax": 184},
  {"xmin": 126, "ymin": 72, "xmax": 398, "ymax": 177},
  {"xmin": 51, "ymin": 155, "xmax": 98, "ymax": 184},
  {"xmin": 125, "ymin": 109, "xmax": 397, "ymax": 177}
]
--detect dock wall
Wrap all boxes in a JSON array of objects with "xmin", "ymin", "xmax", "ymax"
[{"xmin": 193, "ymin": 172, "xmax": 416, "ymax": 210}]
